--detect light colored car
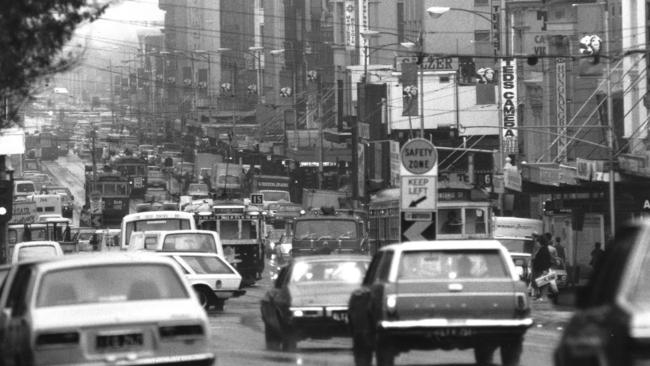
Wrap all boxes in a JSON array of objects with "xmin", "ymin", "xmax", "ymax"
[
  {"xmin": 0, "ymin": 254, "xmax": 215, "ymax": 366},
  {"xmin": 159, "ymin": 252, "xmax": 245, "ymax": 311},
  {"xmin": 8, "ymin": 241, "xmax": 63, "ymax": 263},
  {"xmin": 274, "ymin": 234, "xmax": 293, "ymax": 258},
  {"xmin": 127, "ymin": 230, "xmax": 224, "ymax": 259}
]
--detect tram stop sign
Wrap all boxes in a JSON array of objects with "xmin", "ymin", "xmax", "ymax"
[{"xmin": 400, "ymin": 138, "xmax": 438, "ymax": 175}]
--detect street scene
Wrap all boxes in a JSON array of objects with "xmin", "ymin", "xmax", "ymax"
[{"xmin": 0, "ymin": 0, "xmax": 648, "ymax": 365}]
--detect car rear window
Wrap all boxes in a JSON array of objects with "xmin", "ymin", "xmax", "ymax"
[
  {"xmin": 179, "ymin": 255, "xmax": 234, "ymax": 274},
  {"xmin": 36, "ymin": 264, "xmax": 189, "ymax": 307},
  {"xmin": 290, "ymin": 259, "xmax": 370, "ymax": 283},
  {"xmin": 17, "ymin": 245, "xmax": 59, "ymax": 262},
  {"xmin": 162, "ymin": 233, "xmax": 216, "ymax": 252},
  {"xmin": 398, "ymin": 249, "xmax": 508, "ymax": 280}
]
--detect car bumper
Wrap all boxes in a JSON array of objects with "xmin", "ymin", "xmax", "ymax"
[
  {"xmin": 41, "ymin": 352, "xmax": 215, "ymax": 366},
  {"xmin": 288, "ymin": 306, "xmax": 350, "ymax": 338},
  {"xmin": 380, "ymin": 318, "xmax": 533, "ymax": 330}
]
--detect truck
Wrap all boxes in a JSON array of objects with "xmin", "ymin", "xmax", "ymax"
[
  {"xmin": 212, "ymin": 162, "xmax": 243, "ymax": 199},
  {"xmin": 195, "ymin": 152, "xmax": 222, "ymax": 184},
  {"xmin": 249, "ymin": 175, "xmax": 292, "ymax": 207},
  {"xmin": 301, "ymin": 189, "xmax": 351, "ymax": 210}
]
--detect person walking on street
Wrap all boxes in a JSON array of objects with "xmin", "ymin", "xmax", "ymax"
[
  {"xmin": 531, "ymin": 237, "xmax": 560, "ymax": 302},
  {"xmin": 590, "ymin": 242, "xmax": 605, "ymax": 270}
]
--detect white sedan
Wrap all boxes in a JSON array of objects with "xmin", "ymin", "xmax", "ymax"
[
  {"xmin": 0, "ymin": 253, "xmax": 215, "ymax": 366},
  {"xmin": 159, "ymin": 252, "xmax": 245, "ymax": 311}
]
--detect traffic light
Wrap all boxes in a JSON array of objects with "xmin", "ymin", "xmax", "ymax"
[{"xmin": 0, "ymin": 179, "xmax": 13, "ymax": 223}]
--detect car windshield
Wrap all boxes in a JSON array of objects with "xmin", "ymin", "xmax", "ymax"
[
  {"xmin": 290, "ymin": 259, "xmax": 369, "ymax": 283},
  {"xmin": 17, "ymin": 245, "xmax": 59, "ymax": 262},
  {"xmin": 36, "ymin": 264, "xmax": 189, "ymax": 307},
  {"xmin": 162, "ymin": 233, "xmax": 216, "ymax": 252},
  {"xmin": 398, "ymin": 249, "xmax": 508, "ymax": 280},
  {"xmin": 78, "ymin": 232, "xmax": 95, "ymax": 240},
  {"xmin": 16, "ymin": 183, "xmax": 35, "ymax": 193},
  {"xmin": 178, "ymin": 255, "xmax": 234, "ymax": 274},
  {"xmin": 217, "ymin": 175, "xmax": 240, "ymax": 184},
  {"xmin": 262, "ymin": 191, "xmax": 289, "ymax": 201},
  {"xmin": 294, "ymin": 219, "xmax": 358, "ymax": 240}
]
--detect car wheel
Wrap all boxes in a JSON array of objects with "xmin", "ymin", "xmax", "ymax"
[
  {"xmin": 214, "ymin": 299, "xmax": 225, "ymax": 311},
  {"xmin": 352, "ymin": 334, "xmax": 372, "ymax": 366},
  {"xmin": 264, "ymin": 323, "xmax": 282, "ymax": 351},
  {"xmin": 194, "ymin": 287, "xmax": 211, "ymax": 310},
  {"xmin": 375, "ymin": 336, "xmax": 395, "ymax": 366},
  {"xmin": 500, "ymin": 337, "xmax": 523, "ymax": 366},
  {"xmin": 281, "ymin": 331, "xmax": 297, "ymax": 352},
  {"xmin": 474, "ymin": 344, "xmax": 496, "ymax": 366}
]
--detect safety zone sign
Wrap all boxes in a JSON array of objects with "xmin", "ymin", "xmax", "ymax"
[{"xmin": 400, "ymin": 175, "xmax": 437, "ymax": 210}]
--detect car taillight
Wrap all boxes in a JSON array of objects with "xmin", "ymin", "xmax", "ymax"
[
  {"xmin": 36, "ymin": 332, "xmax": 79, "ymax": 346},
  {"xmin": 386, "ymin": 294, "xmax": 397, "ymax": 314},
  {"xmin": 159, "ymin": 325, "xmax": 204, "ymax": 338},
  {"xmin": 515, "ymin": 292, "xmax": 529, "ymax": 316}
]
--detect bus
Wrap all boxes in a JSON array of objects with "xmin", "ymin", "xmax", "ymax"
[
  {"xmin": 39, "ymin": 131, "xmax": 59, "ymax": 161},
  {"xmin": 27, "ymin": 194, "xmax": 63, "ymax": 219},
  {"xmin": 119, "ymin": 210, "xmax": 197, "ymax": 249},
  {"xmin": 111, "ymin": 155, "xmax": 148, "ymax": 198},
  {"xmin": 191, "ymin": 200, "xmax": 264, "ymax": 286},
  {"xmin": 85, "ymin": 170, "xmax": 130, "ymax": 227},
  {"xmin": 367, "ymin": 188, "xmax": 492, "ymax": 253},
  {"xmin": 291, "ymin": 206, "xmax": 368, "ymax": 256}
]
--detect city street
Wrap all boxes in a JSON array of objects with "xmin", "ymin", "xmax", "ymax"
[
  {"xmin": 207, "ymin": 257, "xmax": 573, "ymax": 366},
  {"xmin": 43, "ymin": 154, "xmax": 575, "ymax": 365}
]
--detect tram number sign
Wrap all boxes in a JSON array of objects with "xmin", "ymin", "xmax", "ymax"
[
  {"xmin": 400, "ymin": 138, "xmax": 438, "ymax": 175},
  {"xmin": 250, "ymin": 194, "xmax": 264, "ymax": 206}
]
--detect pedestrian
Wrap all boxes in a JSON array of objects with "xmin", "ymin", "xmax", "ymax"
[
  {"xmin": 554, "ymin": 237, "xmax": 567, "ymax": 263},
  {"xmin": 531, "ymin": 236, "xmax": 559, "ymax": 302},
  {"xmin": 590, "ymin": 242, "xmax": 605, "ymax": 269},
  {"xmin": 63, "ymin": 223, "xmax": 71, "ymax": 242}
]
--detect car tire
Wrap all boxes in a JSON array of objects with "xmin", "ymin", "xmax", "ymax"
[
  {"xmin": 264, "ymin": 323, "xmax": 282, "ymax": 351},
  {"xmin": 194, "ymin": 287, "xmax": 212, "ymax": 310},
  {"xmin": 500, "ymin": 336, "xmax": 523, "ymax": 366},
  {"xmin": 375, "ymin": 336, "xmax": 395, "ymax": 366},
  {"xmin": 214, "ymin": 299, "xmax": 225, "ymax": 311},
  {"xmin": 352, "ymin": 333, "xmax": 372, "ymax": 366},
  {"xmin": 474, "ymin": 344, "xmax": 496, "ymax": 366}
]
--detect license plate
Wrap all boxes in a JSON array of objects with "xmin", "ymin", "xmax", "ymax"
[
  {"xmin": 96, "ymin": 333, "xmax": 144, "ymax": 350},
  {"xmin": 331, "ymin": 311, "xmax": 348, "ymax": 323},
  {"xmin": 429, "ymin": 328, "xmax": 475, "ymax": 337}
]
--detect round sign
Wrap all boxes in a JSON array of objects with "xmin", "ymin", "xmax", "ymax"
[{"xmin": 400, "ymin": 138, "xmax": 438, "ymax": 175}]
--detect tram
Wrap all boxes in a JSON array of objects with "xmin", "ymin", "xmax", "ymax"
[
  {"xmin": 85, "ymin": 170, "xmax": 131, "ymax": 227},
  {"xmin": 367, "ymin": 188, "xmax": 492, "ymax": 253},
  {"xmin": 111, "ymin": 155, "xmax": 148, "ymax": 198}
]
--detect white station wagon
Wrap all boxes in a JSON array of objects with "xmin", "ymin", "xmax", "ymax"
[{"xmin": 0, "ymin": 253, "xmax": 215, "ymax": 366}]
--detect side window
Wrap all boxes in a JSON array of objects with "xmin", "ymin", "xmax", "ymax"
[
  {"xmin": 362, "ymin": 252, "xmax": 383, "ymax": 286},
  {"xmin": 377, "ymin": 251, "xmax": 394, "ymax": 282},
  {"xmin": 6, "ymin": 266, "xmax": 33, "ymax": 317}
]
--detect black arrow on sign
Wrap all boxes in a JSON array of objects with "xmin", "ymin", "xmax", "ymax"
[{"xmin": 409, "ymin": 196, "xmax": 427, "ymax": 207}]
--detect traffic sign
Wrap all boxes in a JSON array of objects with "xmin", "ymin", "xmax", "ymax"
[
  {"xmin": 400, "ymin": 138, "xmax": 438, "ymax": 175},
  {"xmin": 400, "ymin": 175, "xmax": 437, "ymax": 210},
  {"xmin": 401, "ymin": 212, "xmax": 436, "ymax": 241},
  {"xmin": 250, "ymin": 194, "xmax": 264, "ymax": 205}
]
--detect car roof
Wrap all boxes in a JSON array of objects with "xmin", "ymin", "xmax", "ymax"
[
  {"xmin": 157, "ymin": 251, "xmax": 221, "ymax": 257},
  {"xmin": 31, "ymin": 252, "xmax": 178, "ymax": 272},
  {"xmin": 14, "ymin": 241, "xmax": 61, "ymax": 247},
  {"xmin": 381, "ymin": 240, "xmax": 508, "ymax": 252},
  {"xmin": 140, "ymin": 230, "xmax": 216, "ymax": 236}
]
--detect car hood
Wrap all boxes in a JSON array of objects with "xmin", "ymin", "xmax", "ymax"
[
  {"xmin": 289, "ymin": 282, "xmax": 359, "ymax": 307},
  {"xmin": 32, "ymin": 299, "xmax": 206, "ymax": 330}
]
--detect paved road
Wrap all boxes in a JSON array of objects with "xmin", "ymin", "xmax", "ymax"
[{"xmin": 208, "ymin": 257, "xmax": 574, "ymax": 366}]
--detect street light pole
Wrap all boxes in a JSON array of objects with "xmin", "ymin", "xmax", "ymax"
[{"xmin": 604, "ymin": 2, "xmax": 616, "ymax": 237}]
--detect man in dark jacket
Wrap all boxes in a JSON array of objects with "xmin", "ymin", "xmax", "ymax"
[{"xmin": 531, "ymin": 237, "xmax": 559, "ymax": 302}]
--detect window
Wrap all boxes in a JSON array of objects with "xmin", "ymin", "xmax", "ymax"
[
  {"xmin": 397, "ymin": 3, "xmax": 405, "ymax": 43},
  {"xmin": 474, "ymin": 0, "xmax": 489, "ymax": 6},
  {"xmin": 474, "ymin": 30, "xmax": 490, "ymax": 42}
]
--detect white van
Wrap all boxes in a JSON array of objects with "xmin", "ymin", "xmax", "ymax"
[
  {"xmin": 127, "ymin": 230, "xmax": 224, "ymax": 259},
  {"xmin": 14, "ymin": 180, "xmax": 36, "ymax": 198}
]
